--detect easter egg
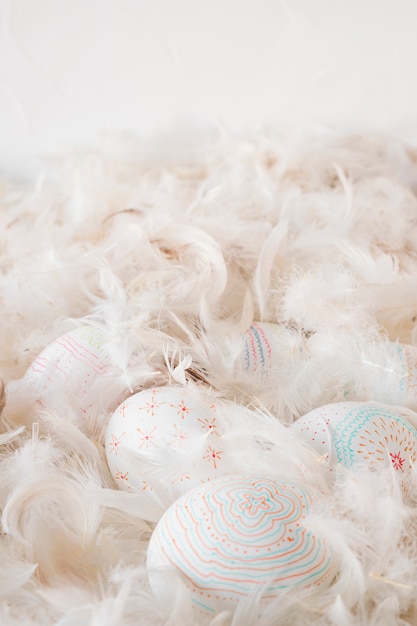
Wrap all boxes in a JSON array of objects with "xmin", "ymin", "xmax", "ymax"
[
  {"xmin": 147, "ymin": 475, "xmax": 335, "ymax": 615},
  {"xmin": 393, "ymin": 343, "xmax": 417, "ymax": 403},
  {"xmin": 105, "ymin": 385, "xmax": 225, "ymax": 502},
  {"xmin": 350, "ymin": 342, "xmax": 417, "ymax": 409},
  {"xmin": 291, "ymin": 402, "xmax": 417, "ymax": 486},
  {"xmin": 240, "ymin": 322, "xmax": 302, "ymax": 374},
  {"xmin": 23, "ymin": 325, "xmax": 112, "ymax": 413}
]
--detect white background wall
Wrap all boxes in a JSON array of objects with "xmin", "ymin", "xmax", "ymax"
[{"xmin": 1, "ymin": 0, "xmax": 417, "ymax": 179}]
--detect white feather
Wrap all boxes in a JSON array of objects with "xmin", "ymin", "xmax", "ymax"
[
  {"xmin": 253, "ymin": 220, "xmax": 288, "ymax": 320},
  {"xmin": 2, "ymin": 129, "xmax": 417, "ymax": 623}
]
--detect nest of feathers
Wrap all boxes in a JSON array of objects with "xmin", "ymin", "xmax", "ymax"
[{"xmin": 1, "ymin": 128, "xmax": 417, "ymax": 625}]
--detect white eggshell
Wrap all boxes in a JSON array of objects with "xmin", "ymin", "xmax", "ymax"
[
  {"xmin": 147, "ymin": 475, "xmax": 335, "ymax": 615},
  {"xmin": 105, "ymin": 385, "xmax": 225, "ymax": 502},
  {"xmin": 23, "ymin": 326, "xmax": 112, "ymax": 413},
  {"xmin": 241, "ymin": 322, "xmax": 281, "ymax": 372},
  {"xmin": 292, "ymin": 402, "xmax": 417, "ymax": 487},
  {"xmin": 240, "ymin": 322, "xmax": 302, "ymax": 374},
  {"xmin": 398, "ymin": 343, "xmax": 417, "ymax": 394},
  {"xmin": 359, "ymin": 342, "xmax": 417, "ymax": 408}
]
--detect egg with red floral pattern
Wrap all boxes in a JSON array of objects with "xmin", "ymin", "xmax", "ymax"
[
  {"xmin": 105, "ymin": 385, "xmax": 227, "ymax": 505},
  {"xmin": 291, "ymin": 402, "xmax": 417, "ymax": 493}
]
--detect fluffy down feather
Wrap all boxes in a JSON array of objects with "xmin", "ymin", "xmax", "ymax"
[{"xmin": 1, "ymin": 129, "xmax": 417, "ymax": 624}]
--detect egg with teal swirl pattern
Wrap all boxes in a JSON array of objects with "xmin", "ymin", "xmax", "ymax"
[
  {"xmin": 147, "ymin": 476, "xmax": 335, "ymax": 614},
  {"xmin": 291, "ymin": 402, "xmax": 417, "ymax": 493}
]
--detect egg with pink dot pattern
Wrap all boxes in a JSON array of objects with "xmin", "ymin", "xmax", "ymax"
[
  {"xmin": 105, "ymin": 385, "xmax": 226, "ymax": 503},
  {"xmin": 23, "ymin": 325, "xmax": 112, "ymax": 413},
  {"xmin": 291, "ymin": 402, "xmax": 417, "ymax": 490},
  {"xmin": 147, "ymin": 475, "xmax": 336, "ymax": 615}
]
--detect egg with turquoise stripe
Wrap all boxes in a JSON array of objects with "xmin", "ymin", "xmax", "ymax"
[
  {"xmin": 346, "ymin": 342, "xmax": 417, "ymax": 409},
  {"xmin": 291, "ymin": 402, "xmax": 417, "ymax": 493},
  {"xmin": 240, "ymin": 322, "xmax": 303, "ymax": 375},
  {"xmin": 147, "ymin": 476, "xmax": 335, "ymax": 614}
]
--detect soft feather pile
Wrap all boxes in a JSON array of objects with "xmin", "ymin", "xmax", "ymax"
[{"xmin": 2, "ymin": 128, "xmax": 417, "ymax": 624}]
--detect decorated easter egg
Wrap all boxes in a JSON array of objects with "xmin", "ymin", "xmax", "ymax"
[
  {"xmin": 393, "ymin": 343, "xmax": 417, "ymax": 403},
  {"xmin": 105, "ymin": 385, "xmax": 226, "ymax": 501},
  {"xmin": 291, "ymin": 402, "xmax": 417, "ymax": 486},
  {"xmin": 147, "ymin": 475, "xmax": 335, "ymax": 615},
  {"xmin": 240, "ymin": 322, "xmax": 300, "ymax": 374},
  {"xmin": 348, "ymin": 342, "xmax": 417, "ymax": 409},
  {"xmin": 23, "ymin": 325, "xmax": 112, "ymax": 413},
  {"xmin": 239, "ymin": 322, "xmax": 303, "ymax": 375}
]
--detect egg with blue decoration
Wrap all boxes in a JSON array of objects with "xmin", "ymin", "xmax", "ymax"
[
  {"xmin": 147, "ymin": 475, "xmax": 336, "ymax": 615},
  {"xmin": 239, "ymin": 322, "xmax": 303, "ymax": 375},
  {"xmin": 291, "ymin": 402, "xmax": 417, "ymax": 494},
  {"xmin": 347, "ymin": 342, "xmax": 417, "ymax": 410}
]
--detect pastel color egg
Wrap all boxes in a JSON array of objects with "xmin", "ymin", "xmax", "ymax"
[
  {"xmin": 354, "ymin": 342, "xmax": 417, "ymax": 408},
  {"xmin": 291, "ymin": 402, "xmax": 417, "ymax": 488},
  {"xmin": 23, "ymin": 325, "xmax": 112, "ymax": 413},
  {"xmin": 105, "ymin": 385, "xmax": 225, "ymax": 501},
  {"xmin": 393, "ymin": 343, "xmax": 417, "ymax": 402},
  {"xmin": 241, "ymin": 323, "xmax": 294, "ymax": 373},
  {"xmin": 395, "ymin": 343, "xmax": 417, "ymax": 399},
  {"xmin": 240, "ymin": 322, "xmax": 302, "ymax": 374},
  {"xmin": 147, "ymin": 475, "xmax": 335, "ymax": 615}
]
